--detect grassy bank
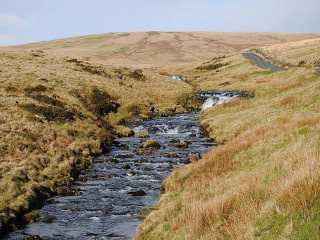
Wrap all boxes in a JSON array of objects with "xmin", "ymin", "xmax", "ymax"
[
  {"xmin": 0, "ymin": 48, "xmax": 192, "ymax": 236},
  {"xmin": 137, "ymin": 53, "xmax": 320, "ymax": 239}
]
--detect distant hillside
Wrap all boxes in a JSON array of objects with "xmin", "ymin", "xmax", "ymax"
[{"xmin": 11, "ymin": 32, "xmax": 320, "ymax": 67}]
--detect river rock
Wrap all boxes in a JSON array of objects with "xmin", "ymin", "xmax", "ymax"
[
  {"xmin": 148, "ymin": 126, "xmax": 159, "ymax": 134},
  {"xmin": 39, "ymin": 215, "xmax": 55, "ymax": 223},
  {"xmin": 128, "ymin": 189, "xmax": 147, "ymax": 196},
  {"xmin": 142, "ymin": 139, "xmax": 161, "ymax": 149},
  {"xmin": 135, "ymin": 150, "xmax": 144, "ymax": 155},
  {"xmin": 137, "ymin": 158, "xmax": 150, "ymax": 163},
  {"xmin": 141, "ymin": 167, "xmax": 152, "ymax": 171},
  {"xmin": 125, "ymin": 170, "xmax": 135, "ymax": 176},
  {"xmin": 22, "ymin": 236, "xmax": 41, "ymax": 240},
  {"xmin": 122, "ymin": 164, "xmax": 131, "ymax": 169},
  {"xmin": 117, "ymin": 154, "xmax": 134, "ymax": 159},
  {"xmin": 56, "ymin": 187, "xmax": 77, "ymax": 196},
  {"xmin": 104, "ymin": 158, "xmax": 119, "ymax": 164},
  {"xmin": 138, "ymin": 206, "xmax": 154, "ymax": 220},
  {"xmin": 170, "ymin": 138, "xmax": 180, "ymax": 143},
  {"xmin": 173, "ymin": 141, "xmax": 188, "ymax": 149},
  {"xmin": 134, "ymin": 130, "xmax": 150, "ymax": 138},
  {"xmin": 120, "ymin": 144, "xmax": 129, "ymax": 150},
  {"xmin": 167, "ymin": 152, "xmax": 179, "ymax": 158}
]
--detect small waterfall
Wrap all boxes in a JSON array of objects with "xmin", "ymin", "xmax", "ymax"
[
  {"xmin": 166, "ymin": 75, "xmax": 186, "ymax": 81},
  {"xmin": 200, "ymin": 91, "xmax": 240, "ymax": 111}
]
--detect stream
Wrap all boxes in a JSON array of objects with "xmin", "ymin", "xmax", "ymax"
[{"xmin": 5, "ymin": 91, "xmax": 239, "ymax": 240}]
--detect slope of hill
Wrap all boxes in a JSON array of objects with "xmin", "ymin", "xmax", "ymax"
[
  {"xmin": 12, "ymin": 32, "xmax": 320, "ymax": 67},
  {"xmin": 136, "ymin": 42, "xmax": 320, "ymax": 239},
  {"xmin": 253, "ymin": 38, "xmax": 320, "ymax": 69},
  {"xmin": 0, "ymin": 48, "xmax": 191, "ymax": 235}
]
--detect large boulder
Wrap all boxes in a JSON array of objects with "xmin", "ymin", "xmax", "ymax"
[
  {"xmin": 134, "ymin": 130, "xmax": 150, "ymax": 138},
  {"xmin": 142, "ymin": 139, "xmax": 161, "ymax": 149}
]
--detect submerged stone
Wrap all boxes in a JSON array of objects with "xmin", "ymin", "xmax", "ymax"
[{"xmin": 128, "ymin": 189, "xmax": 146, "ymax": 196}]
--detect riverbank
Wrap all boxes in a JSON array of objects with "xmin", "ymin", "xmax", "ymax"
[
  {"xmin": 136, "ymin": 53, "xmax": 320, "ymax": 239},
  {"xmin": 0, "ymin": 48, "xmax": 192, "ymax": 237}
]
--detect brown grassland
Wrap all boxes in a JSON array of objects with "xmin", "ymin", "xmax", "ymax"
[
  {"xmin": 0, "ymin": 47, "xmax": 191, "ymax": 235},
  {"xmin": 136, "ymin": 43, "xmax": 320, "ymax": 239},
  {"xmin": 13, "ymin": 31, "xmax": 320, "ymax": 68}
]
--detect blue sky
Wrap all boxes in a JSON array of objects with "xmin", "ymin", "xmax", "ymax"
[{"xmin": 0, "ymin": 0, "xmax": 319, "ymax": 46}]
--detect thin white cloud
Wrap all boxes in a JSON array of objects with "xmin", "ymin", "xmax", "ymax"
[{"xmin": 0, "ymin": 13, "xmax": 27, "ymax": 28}]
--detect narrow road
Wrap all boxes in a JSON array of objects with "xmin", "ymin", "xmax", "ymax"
[{"xmin": 242, "ymin": 52, "xmax": 283, "ymax": 71}]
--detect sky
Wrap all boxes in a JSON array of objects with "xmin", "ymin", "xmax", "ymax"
[{"xmin": 0, "ymin": 0, "xmax": 319, "ymax": 46}]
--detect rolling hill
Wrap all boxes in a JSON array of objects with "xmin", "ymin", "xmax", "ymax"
[{"xmin": 12, "ymin": 31, "xmax": 320, "ymax": 67}]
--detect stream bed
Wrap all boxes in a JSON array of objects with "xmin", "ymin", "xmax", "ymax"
[{"xmin": 6, "ymin": 91, "xmax": 239, "ymax": 240}]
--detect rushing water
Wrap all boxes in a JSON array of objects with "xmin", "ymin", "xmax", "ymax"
[
  {"xmin": 166, "ymin": 75, "xmax": 186, "ymax": 81},
  {"xmin": 200, "ymin": 91, "xmax": 240, "ymax": 111},
  {"xmin": 6, "ymin": 91, "xmax": 239, "ymax": 240}
]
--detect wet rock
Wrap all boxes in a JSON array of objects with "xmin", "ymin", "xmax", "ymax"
[
  {"xmin": 142, "ymin": 139, "xmax": 161, "ymax": 149},
  {"xmin": 138, "ymin": 206, "xmax": 154, "ymax": 220},
  {"xmin": 189, "ymin": 133, "xmax": 196, "ymax": 137},
  {"xmin": 135, "ymin": 150, "xmax": 144, "ymax": 155},
  {"xmin": 173, "ymin": 141, "xmax": 188, "ymax": 149},
  {"xmin": 56, "ymin": 187, "xmax": 77, "ymax": 196},
  {"xmin": 128, "ymin": 189, "xmax": 146, "ymax": 196},
  {"xmin": 170, "ymin": 138, "xmax": 180, "ymax": 143},
  {"xmin": 122, "ymin": 164, "xmax": 131, "ymax": 169},
  {"xmin": 39, "ymin": 215, "xmax": 55, "ymax": 223},
  {"xmin": 105, "ymin": 158, "xmax": 119, "ymax": 164},
  {"xmin": 204, "ymin": 138, "xmax": 214, "ymax": 143},
  {"xmin": 46, "ymin": 199, "xmax": 56, "ymax": 204},
  {"xmin": 137, "ymin": 158, "xmax": 150, "ymax": 163},
  {"xmin": 86, "ymin": 233, "xmax": 98, "ymax": 237},
  {"xmin": 113, "ymin": 141, "xmax": 121, "ymax": 147},
  {"xmin": 141, "ymin": 167, "xmax": 152, "ymax": 171},
  {"xmin": 22, "ymin": 236, "xmax": 41, "ymax": 240},
  {"xmin": 168, "ymin": 152, "xmax": 179, "ymax": 158},
  {"xmin": 117, "ymin": 154, "xmax": 133, "ymax": 159},
  {"xmin": 148, "ymin": 126, "xmax": 159, "ymax": 134},
  {"xmin": 120, "ymin": 144, "xmax": 129, "ymax": 150},
  {"xmin": 107, "ymin": 233, "xmax": 123, "ymax": 238},
  {"xmin": 125, "ymin": 170, "xmax": 135, "ymax": 176},
  {"xmin": 134, "ymin": 130, "xmax": 150, "ymax": 138}
]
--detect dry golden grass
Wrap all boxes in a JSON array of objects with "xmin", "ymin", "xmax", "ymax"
[
  {"xmin": 136, "ymin": 49, "xmax": 320, "ymax": 239},
  {"xmin": 0, "ymin": 47, "xmax": 191, "ymax": 234},
  {"xmin": 11, "ymin": 32, "xmax": 320, "ymax": 68},
  {"xmin": 253, "ymin": 38, "xmax": 320, "ymax": 69}
]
